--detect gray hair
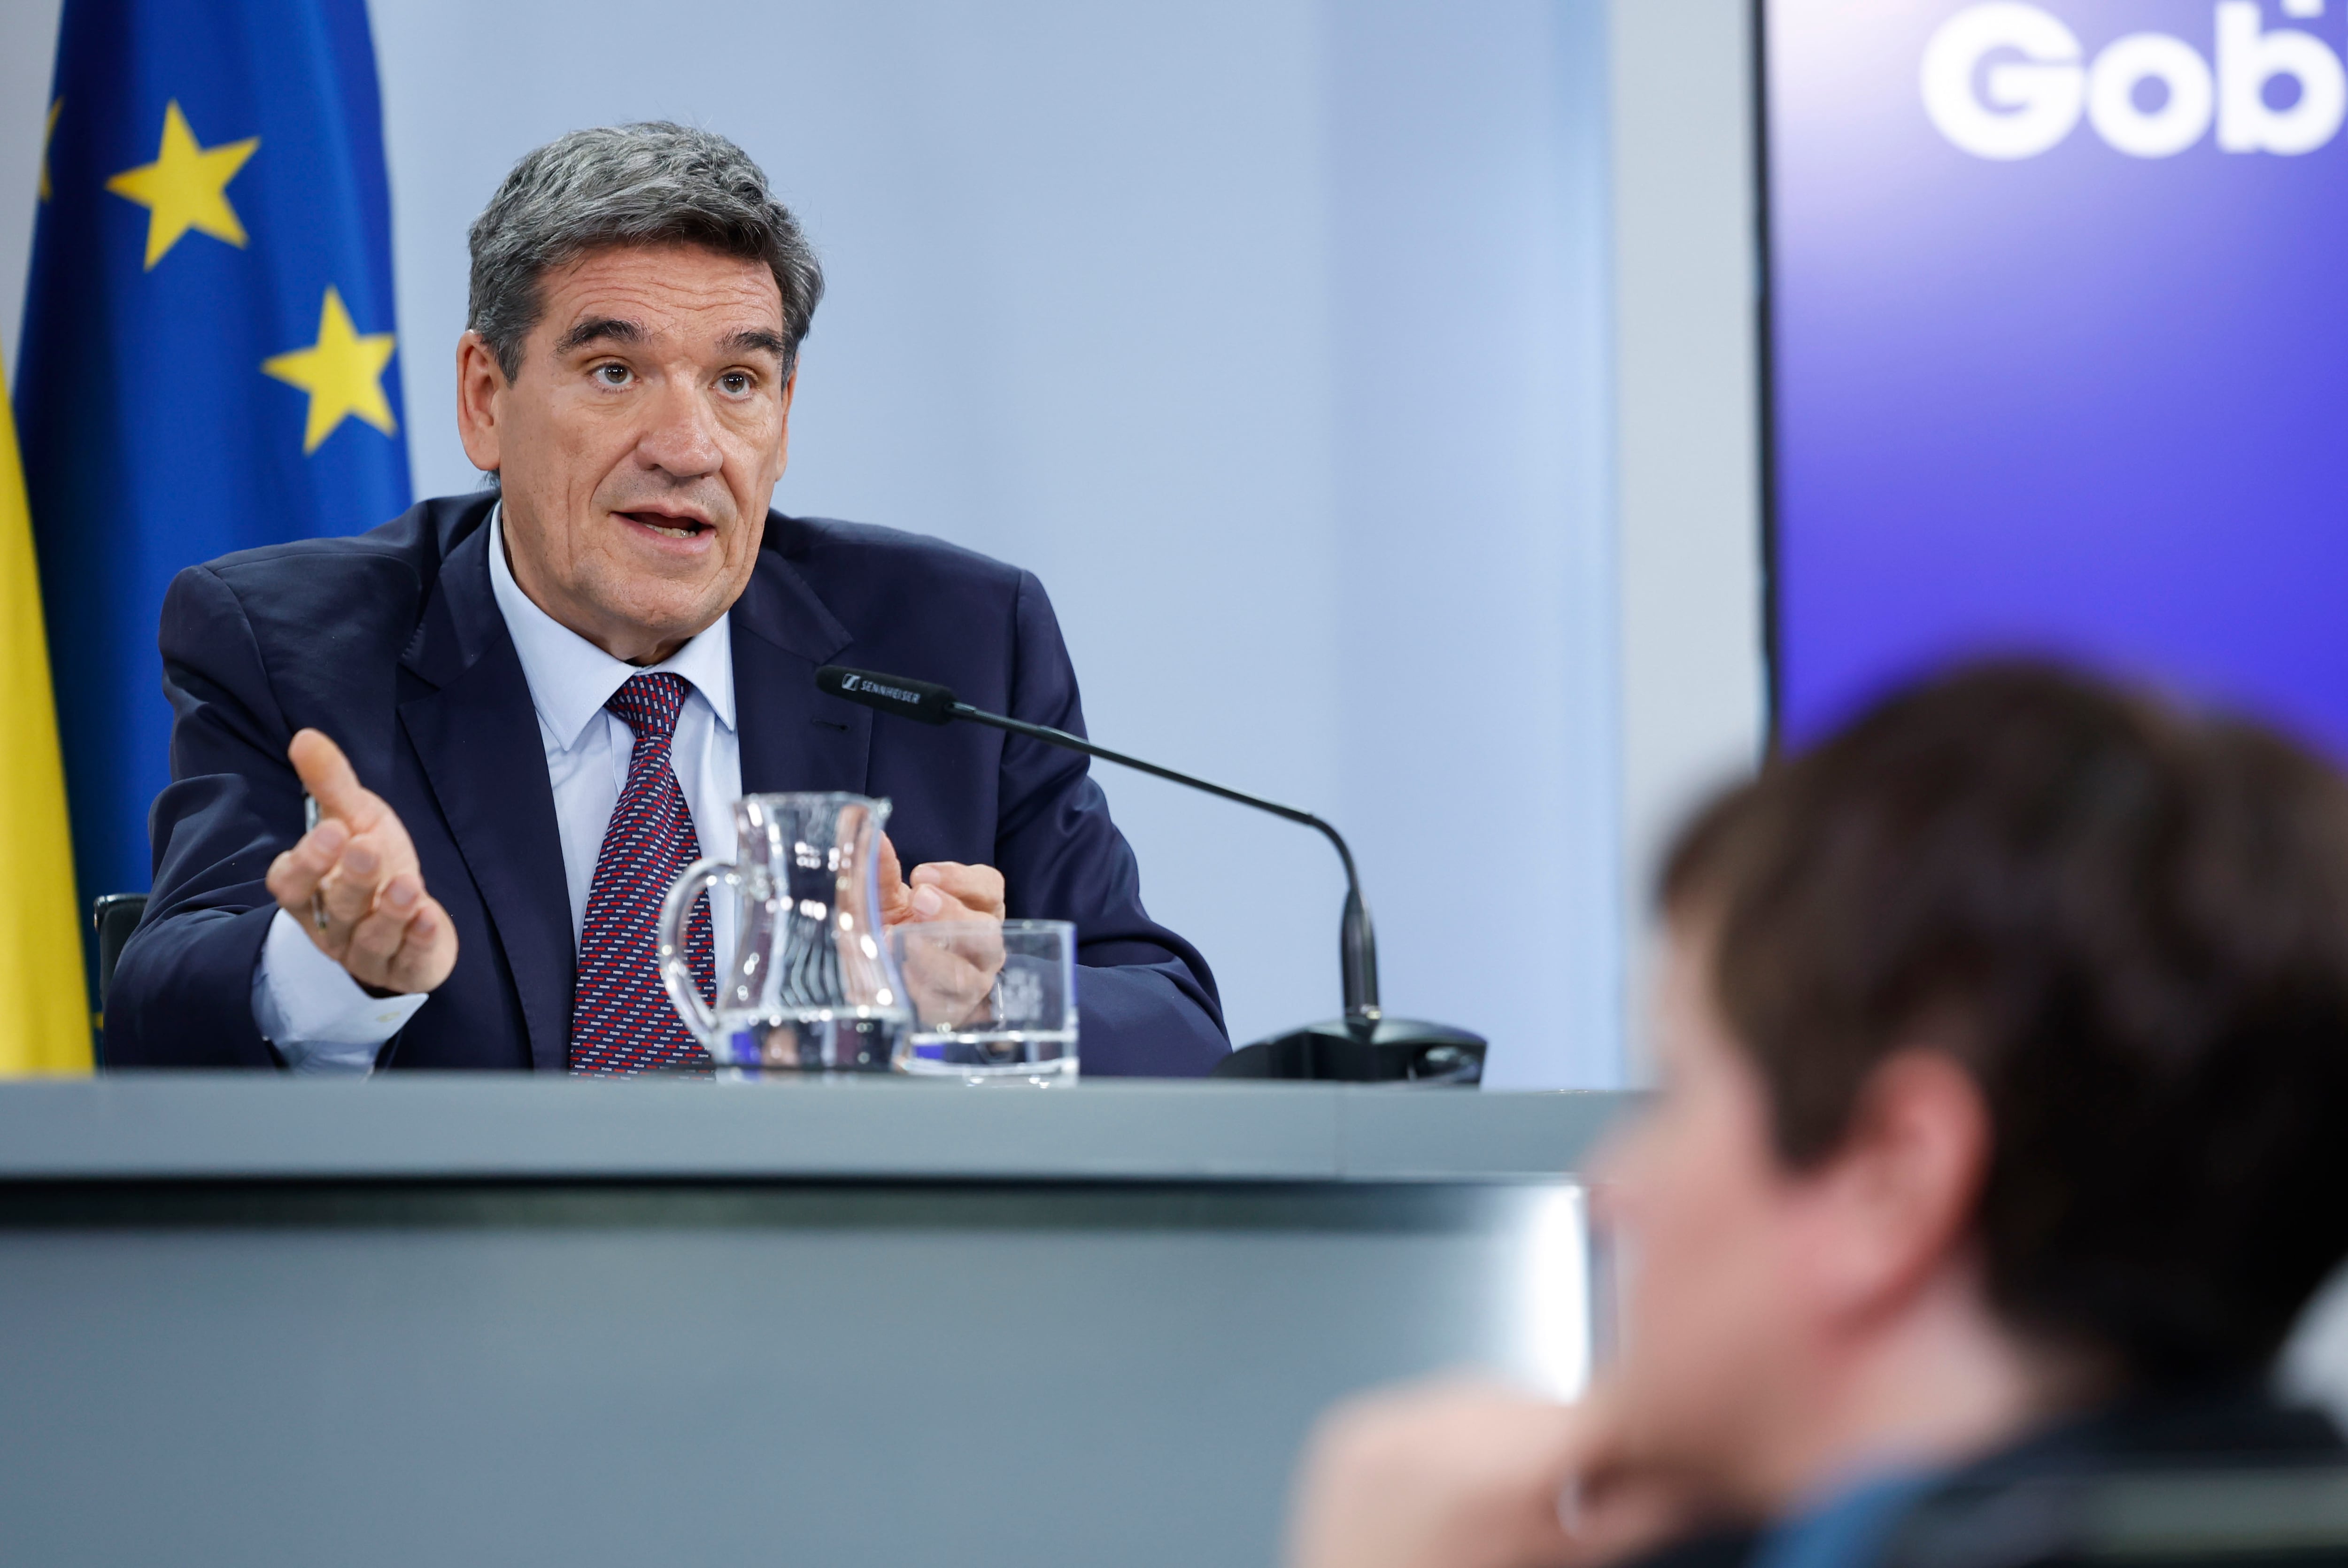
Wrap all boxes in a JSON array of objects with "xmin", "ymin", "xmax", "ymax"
[{"xmin": 466, "ymin": 123, "xmax": 825, "ymax": 383}]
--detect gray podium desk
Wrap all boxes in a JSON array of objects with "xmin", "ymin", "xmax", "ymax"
[{"xmin": 0, "ymin": 1076, "xmax": 1632, "ymax": 1568}]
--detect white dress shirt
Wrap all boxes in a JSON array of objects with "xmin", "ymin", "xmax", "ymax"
[{"xmin": 252, "ymin": 506, "xmax": 744, "ymax": 1073}]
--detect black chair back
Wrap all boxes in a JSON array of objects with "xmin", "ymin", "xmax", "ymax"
[{"xmin": 92, "ymin": 894, "xmax": 149, "ymax": 1062}]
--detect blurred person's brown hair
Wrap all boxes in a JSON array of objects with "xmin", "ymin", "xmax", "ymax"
[{"xmin": 1663, "ymin": 660, "xmax": 2348, "ymax": 1382}]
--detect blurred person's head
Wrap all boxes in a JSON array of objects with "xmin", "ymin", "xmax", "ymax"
[
  {"xmin": 453, "ymin": 123, "xmax": 825, "ymax": 664},
  {"xmin": 1596, "ymin": 661, "xmax": 2348, "ymax": 1514}
]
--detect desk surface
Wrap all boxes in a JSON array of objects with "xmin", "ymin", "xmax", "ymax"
[
  {"xmin": 0, "ymin": 1078, "xmax": 1633, "ymax": 1568},
  {"xmin": 0, "ymin": 1076, "xmax": 1633, "ymax": 1182}
]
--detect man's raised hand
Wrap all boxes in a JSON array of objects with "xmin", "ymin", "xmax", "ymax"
[{"xmin": 265, "ymin": 729, "xmax": 458, "ymax": 995}]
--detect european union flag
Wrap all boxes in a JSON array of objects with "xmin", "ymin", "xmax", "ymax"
[{"xmin": 14, "ymin": 0, "xmax": 410, "ymax": 926}]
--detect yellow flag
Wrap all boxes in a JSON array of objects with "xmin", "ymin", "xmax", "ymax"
[{"xmin": 0, "ymin": 363, "xmax": 93, "ymax": 1074}]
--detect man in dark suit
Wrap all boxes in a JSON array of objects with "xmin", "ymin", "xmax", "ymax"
[{"xmin": 106, "ymin": 123, "xmax": 1226, "ymax": 1076}]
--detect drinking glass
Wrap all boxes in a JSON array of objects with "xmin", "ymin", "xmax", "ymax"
[{"xmin": 888, "ymin": 919, "xmax": 1078, "ymax": 1085}]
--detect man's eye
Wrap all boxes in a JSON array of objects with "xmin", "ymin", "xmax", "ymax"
[
  {"xmin": 720, "ymin": 372, "xmax": 751, "ymax": 395},
  {"xmin": 596, "ymin": 363, "xmax": 630, "ymax": 386}
]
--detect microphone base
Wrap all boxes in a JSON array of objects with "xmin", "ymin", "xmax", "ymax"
[{"xmin": 1212, "ymin": 1017, "xmax": 1486, "ymax": 1085}]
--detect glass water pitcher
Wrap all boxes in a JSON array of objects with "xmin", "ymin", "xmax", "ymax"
[{"xmin": 657, "ymin": 792, "xmax": 911, "ymax": 1071}]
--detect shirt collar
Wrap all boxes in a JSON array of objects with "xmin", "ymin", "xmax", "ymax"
[{"xmin": 487, "ymin": 503, "xmax": 737, "ymax": 752}]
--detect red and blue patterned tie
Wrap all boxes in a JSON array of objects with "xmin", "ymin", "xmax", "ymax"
[{"xmin": 568, "ymin": 672, "xmax": 716, "ymax": 1074}]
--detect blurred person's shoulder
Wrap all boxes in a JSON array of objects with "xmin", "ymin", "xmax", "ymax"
[
  {"xmin": 1620, "ymin": 1529, "xmax": 1762, "ymax": 1568},
  {"xmin": 1884, "ymin": 1383, "xmax": 2348, "ymax": 1568},
  {"xmin": 1615, "ymin": 1389, "xmax": 2348, "ymax": 1568}
]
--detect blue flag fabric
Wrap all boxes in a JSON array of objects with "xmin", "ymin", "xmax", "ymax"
[{"xmin": 14, "ymin": 0, "xmax": 410, "ymax": 916}]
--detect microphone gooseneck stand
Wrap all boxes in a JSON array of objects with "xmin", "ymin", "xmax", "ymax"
[{"xmin": 817, "ymin": 665, "xmax": 1486, "ymax": 1083}]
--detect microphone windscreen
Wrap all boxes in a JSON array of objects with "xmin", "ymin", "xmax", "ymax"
[{"xmin": 815, "ymin": 665, "xmax": 959, "ymax": 726}]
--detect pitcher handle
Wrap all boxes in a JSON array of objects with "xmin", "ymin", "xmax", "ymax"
[{"xmin": 658, "ymin": 858, "xmax": 735, "ymax": 1048}]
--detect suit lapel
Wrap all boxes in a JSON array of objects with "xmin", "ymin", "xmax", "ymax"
[
  {"xmin": 732, "ymin": 518, "xmax": 871, "ymax": 795},
  {"xmin": 399, "ymin": 519, "xmax": 575, "ymax": 1072}
]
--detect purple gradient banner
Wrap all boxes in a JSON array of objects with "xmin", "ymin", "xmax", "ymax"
[{"xmin": 1765, "ymin": 0, "xmax": 2348, "ymax": 751}]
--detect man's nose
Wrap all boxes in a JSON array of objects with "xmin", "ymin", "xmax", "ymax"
[{"xmin": 634, "ymin": 376, "xmax": 723, "ymax": 479}]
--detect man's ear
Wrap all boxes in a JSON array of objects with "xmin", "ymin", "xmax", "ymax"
[
  {"xmin": 775, "ymin": 363, "xmax": 797, "ymax": 474},
  {"xmin": 455, "ymin": 331, "xmax": 507, "ymax": 474},
  {"xmin": 1802, "ymin": 1049, "xmax": 1992, "ymax": 1327}
]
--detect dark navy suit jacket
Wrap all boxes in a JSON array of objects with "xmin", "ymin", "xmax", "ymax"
[{"xmin": 107, "ymin": 493, "xmax": 1228, "ymax": 1074}]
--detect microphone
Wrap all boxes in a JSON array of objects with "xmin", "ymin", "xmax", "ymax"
[
  {"xmin": 818, "ymin": 664, "xmax": 1486, "ymax": 1083},
  {"xmin": 820, "ymin": 666, "xmax": 958, "ymax": 726}
]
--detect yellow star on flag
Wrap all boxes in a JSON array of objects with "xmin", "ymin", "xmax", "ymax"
[
  {"xmin": 104, "ymin": 100, "xmax": 259, "ymax": 269},
  {"xmin": 263, "ymin": 287, "xmax": 399, "ymax": 455}
]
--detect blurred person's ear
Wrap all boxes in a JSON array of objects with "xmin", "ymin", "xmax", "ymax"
[{"xmin": 1790, "ymin": 1049, "xmax": 1991, "ymax": 1332}]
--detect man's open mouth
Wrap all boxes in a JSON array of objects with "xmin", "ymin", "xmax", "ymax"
[{"xmin": 618, "ymin": 511, "xmax": 711, "ymax": 540}]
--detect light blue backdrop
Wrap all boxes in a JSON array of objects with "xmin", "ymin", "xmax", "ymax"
[{"xmin": 372, "ymin": 0, "xmax": 1620, "ymax": 1086}]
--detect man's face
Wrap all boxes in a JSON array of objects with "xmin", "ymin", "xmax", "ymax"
[
  {"xmin": 456, "ymin": 242, "xmax": 794, "ymax": 664},
  {"xmin": 1589, "ymin": 922, "xmax": 1821, "ymax": 1504}
]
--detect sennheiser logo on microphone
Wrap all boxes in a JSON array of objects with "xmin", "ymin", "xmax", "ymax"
[{"xmin": 838, "ymin": 672, "xmax": 924, "ymax": 706}]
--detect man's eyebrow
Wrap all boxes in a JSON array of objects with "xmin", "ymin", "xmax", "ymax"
[
  {"xmin": 721, "ymin": 328, "xmax": 790, "ymax": 361},
  {"xmin": 554, "ymin": 317, "xmax": 642, "ymax": 355}
]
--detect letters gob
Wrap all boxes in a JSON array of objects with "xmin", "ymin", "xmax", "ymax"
[{"xmin": 1924, "ymin": 1, "xmax": 2347, "ymax": 159}]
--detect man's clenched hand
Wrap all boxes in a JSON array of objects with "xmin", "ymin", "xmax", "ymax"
[
  {"xmin": 264, "ymin": 729, "xmax": 458, "ymax": 995},
  {"xmin": 876, "ymin": 833, "xmax": 1006, "ymax": 927},
  {"xmin": 874, "ymin": 833, "xmax": 1008, "ymax": 1027}
]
